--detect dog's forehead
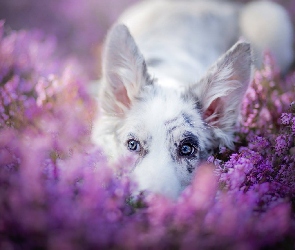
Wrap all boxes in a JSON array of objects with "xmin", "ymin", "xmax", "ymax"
[{"xmin": 129, "ymin": 87, "xmax": 203, "ymax": 133}]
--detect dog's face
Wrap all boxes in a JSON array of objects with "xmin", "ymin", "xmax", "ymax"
[
  {"xmin": 117, "ymin": 87, "xmax": 214, "ymax": 198},
  {"xmin": 95, "ymin": 25, "xmax": 252, "ymax": 199}
]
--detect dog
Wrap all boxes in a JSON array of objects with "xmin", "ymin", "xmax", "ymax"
[{"xmin": 92, "ymin": 0, "xmax": 294, "ymax": 199}]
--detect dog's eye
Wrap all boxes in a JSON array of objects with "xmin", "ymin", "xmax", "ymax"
[
  {"xmin": 178, "ymin": 142, "xmax": 197, "ymax": 157},
  {"xmin": 127, "ymin": 139, "xmax": 141, "ymax": 152},
  {"xmin": 180, "ymin": 143, "xmax": 194, "ymax": 156}
]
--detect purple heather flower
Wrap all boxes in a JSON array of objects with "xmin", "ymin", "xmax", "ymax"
[
  {"xmin": 281, "ymin": 112, "xmax": 292, "ymax": 125},
  {"xmin": 275, "ymin": 135, "xmax": 291, "ymax": 155},
  {"xmin": 0, "ymin": 1, "xmax": 295, "ymax": 249},
  {"xmin": 291, "ymin": 117, "xmax": 295, "ymax": 134}
]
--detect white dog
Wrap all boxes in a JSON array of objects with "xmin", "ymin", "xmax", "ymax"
[{"xmin": 93, "ymin": 0, "xmax": 293, "ymax": 199}]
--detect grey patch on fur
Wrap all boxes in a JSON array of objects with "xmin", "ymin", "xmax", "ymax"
[
  {"xmin": 165, "ymin": 116, "xmax": 186, "ymax": 140},
  {"xmin": 167, "ymin": 126, "xmax": 178, "ymax": 135},
  {"xmin": 164, "ymin": 116, "xmax": 179, "ymax": 126},
  {"xmin": 199, "ymin": 149, "xmax": 210, "ymax": 161},
  {"xmin": 142, "ymin": 65, "xmax": 154, "ymax": 86},
  {"xmin": 182, "ymin": 113, "xmax": 195, "ymax": 128},
  {"xmin": 181, "ymin": 91, "xmax": 195, "ymax": 102},
  {"xmin": 182, "ymin": 131, "xmax": 199, "ymax": 147},
  {"xmin": 146, "ymin": 58, "xmax": 163, "ymax": 67},
  {"xmin": 181, "ymin": 91, "xmax": 202, "ymax": 111},
  {"xmin": 184, "ymin": 159, "xmax": 195, "ymax": 174},
  {"xmin": 140, "ymin": 149, "xmax": 149, "ymax": 159},
  {"xmin": 170, "ymin": 152, "xmax": 176, "ymax": 162},
  {"xmin": 194, "ymin": 101, "xmax": 203, "ymax": 111}
]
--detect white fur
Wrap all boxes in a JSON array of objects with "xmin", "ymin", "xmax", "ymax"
[
  {"xmin": 121, "ymin": 87, "xmax": 209, "ymax": 199},
  {"xmin": 92, "ymin": 0, "xmax": 294, "ymax": 199}
]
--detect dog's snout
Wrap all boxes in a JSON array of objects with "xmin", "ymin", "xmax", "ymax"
[{"xmin": 132, "ymin": 155, "xmax": 181, "ymax": 200}]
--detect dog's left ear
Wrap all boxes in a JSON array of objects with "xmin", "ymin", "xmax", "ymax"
[
  {"xmin": 100, "ymin": 24, "xmax": 150, "ymax": 116},
  {"xmin": 192, "ymin": 42, "xmax": 253, "ymax": 148}
]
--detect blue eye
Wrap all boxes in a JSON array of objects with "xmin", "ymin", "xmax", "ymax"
[
  {"xmin": 178, "ymin": 140, "xmax": 197, "ymax": 157},
  {"xmin": 127, "ymin": 139, "xmax": 141, "ymax": 152},
  {"xmin": 179, "ymin": 143, "xmax": 194, "ymax": 156}
]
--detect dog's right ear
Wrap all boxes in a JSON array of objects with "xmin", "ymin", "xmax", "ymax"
[{"xmin": 100, "ymin": 24, "xmax": 150, "ymax": 116}]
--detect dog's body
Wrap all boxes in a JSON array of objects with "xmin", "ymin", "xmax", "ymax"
[{"xmin": 93, "ymin": 0, "xmax": 294, "ymax": 199}]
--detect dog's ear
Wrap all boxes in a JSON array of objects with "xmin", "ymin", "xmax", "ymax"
[
  {"xmin": 192, "ymin": 42, "xmax": 253, "ymax": 147},
  {"xmin": 100, "ymin": 24, "xmax": 150, "ymax": 116}
]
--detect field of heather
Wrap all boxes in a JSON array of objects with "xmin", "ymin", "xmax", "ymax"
[{"xmin": 0, "ymin": 1, "xmax": 294, "ymax": 249}]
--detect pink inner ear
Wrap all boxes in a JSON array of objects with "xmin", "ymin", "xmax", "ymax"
[
  {"xmin": 203, "ymin": 98, "xmax": 223, "ymax": 123},
  {"xmin": 114, "ymin": 87, "xmax": 130, "ymax": 108},
  {"xmin": 110, "ymin": 73, "xmax": 131, "ymax": 111}
]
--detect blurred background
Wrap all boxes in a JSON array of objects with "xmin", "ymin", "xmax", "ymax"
[{"xmin": 0, "ymin": 0, "xmax": 294, "ymax": 78}]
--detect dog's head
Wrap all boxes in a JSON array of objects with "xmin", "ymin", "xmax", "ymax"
[{"xmin": 94, "ymin": 24, "xmax": 252, "ymax": 199}]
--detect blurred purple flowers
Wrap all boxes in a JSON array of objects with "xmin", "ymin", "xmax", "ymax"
[{"xmin": 0, "ymin": 1, "xmax": 295, "ymax": 249}]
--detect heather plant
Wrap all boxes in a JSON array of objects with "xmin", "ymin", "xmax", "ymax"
[{"xmin": 1, "ymin": 1, "xmax": 295, "ymax": 249}]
